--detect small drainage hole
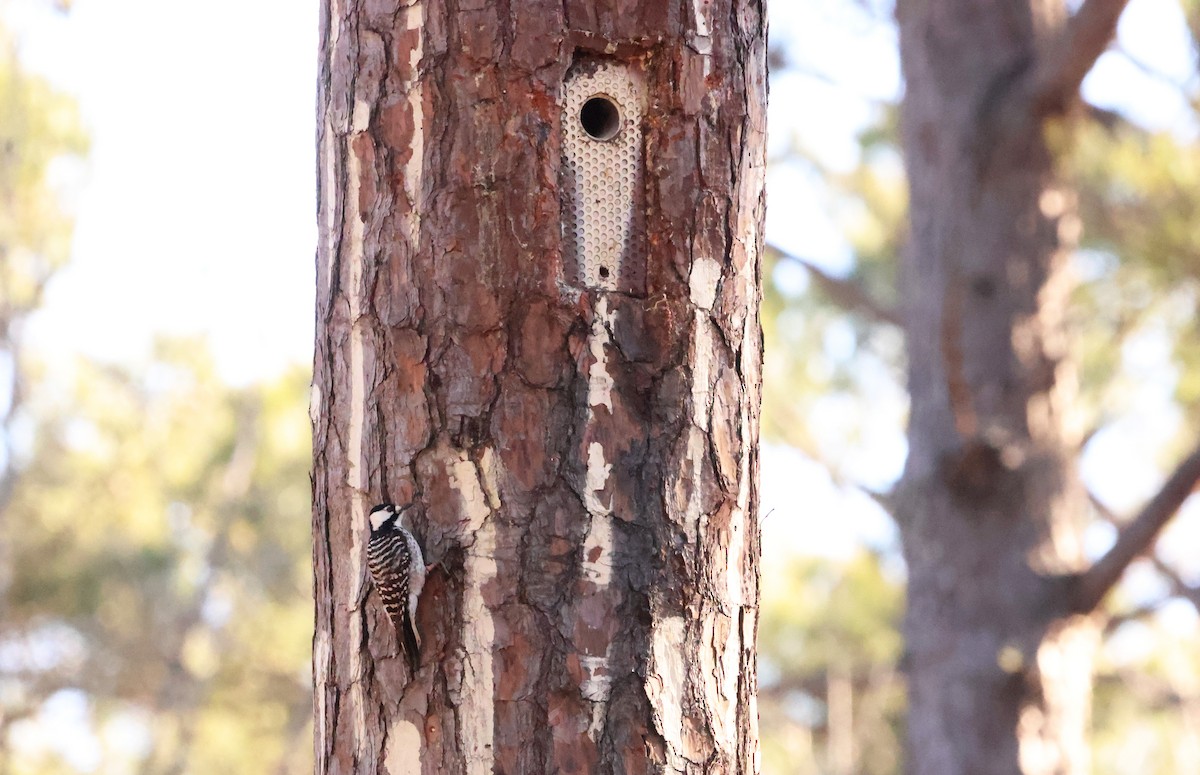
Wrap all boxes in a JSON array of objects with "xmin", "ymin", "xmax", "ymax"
[
  {"xmin": 580, "ymin": 96, "xmax": 621, "ymax": 141},
  {"xmin": 599, "ymin": 266, "xmax": 610, "ymax": 279}
]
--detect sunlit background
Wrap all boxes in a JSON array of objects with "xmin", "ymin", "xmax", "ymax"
[{"xmin": 3, "ymin": 0, "xmax": 1200, "ymax": 772}]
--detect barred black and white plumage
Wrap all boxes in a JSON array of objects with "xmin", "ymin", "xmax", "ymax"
[{"xmin": 367, "ymin": 503, "xmax": 425, "ymax": 673}]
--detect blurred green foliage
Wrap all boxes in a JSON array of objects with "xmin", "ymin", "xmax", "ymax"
[
  {"xmin": 0, "ymin": 27, "xmax": 86, "ymax": 314},
  {"xmin": 1092, "ymin": 606, "xmax": 1200, "ymax": 773},
  {"xmin": 0, "ymin": 20, "xmax": 313, "ymax": 771},
  {"xmin": 2, "ymin": 346, "xmax": 314, "ymax": 773},
  {"xmin": 1067, "ymin": 118, "xmax": 1200, "ymax": 442},
  {"xmin": 0, "ymin": 22, "xmax": 87, "ymax": 510},
  {"xmin": 761, "ymin": 110, "xmax": 908, "ymax": 485},
  {"xmin": 759, "ymin": 552, "xmax": 904, "ymax": 775}
]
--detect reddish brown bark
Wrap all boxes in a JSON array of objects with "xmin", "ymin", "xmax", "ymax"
[{"xmin": 312, "ymin": 1, "xmax": 766, "ymax": 773}]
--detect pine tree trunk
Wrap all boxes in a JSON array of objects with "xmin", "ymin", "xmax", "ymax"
[
  {"xmin": 312, "ymin": 2, "xmax": 766, "ymax": 773},
  {"xmin": 895, "ymin": 0, "xmax": 1100, "ymax": 772}
]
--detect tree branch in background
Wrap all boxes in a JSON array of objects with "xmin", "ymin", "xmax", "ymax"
[
  {"xmin": 1075, "ymin": 444, "xmax": 1200, "ymax": 613},
  {"xmin": 1087, "ymin": 489, "xmax": 1120, "ymax": 526},
  {"xmin": 1082, "ymin": 102, "xmax": 1126, "ymax": 132},
  {"xmin": 1086, "ymin": 492, "xmax": 1141, "ymax": 632},
  {"xmin": 1102, "ymin": 600, "xmax": 1161, "ymax": 635},
  {"xmin": 768, "ymin": 243, "xmax": 901, "ymax": 327},
  {"xmin": 1149, "ymin": 554, "xmax": 1200, "ymax": 612},
  {"xmin": 1115, "ymin": 43, "xmax": 1191, "ymax": 91},
  {"xmin": 1032, "ymin": 0, "xmax": 1132, "ymax": 116}
]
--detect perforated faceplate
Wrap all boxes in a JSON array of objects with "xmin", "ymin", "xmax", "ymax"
[{"xmin": 560, "ymin": 63, "xmax": 645, "ymax": 294}]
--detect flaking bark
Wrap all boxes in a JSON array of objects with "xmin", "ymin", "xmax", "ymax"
[{"xmin": 312, "ymin": 1, "xmax": 766, "ymax": 773}]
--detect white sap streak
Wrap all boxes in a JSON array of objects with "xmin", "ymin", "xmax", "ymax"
[
  {"xmin": 744, "ymin": 606, "xmax": 761, "ymax": 770},
  {"xmin": 461, "ymin": 523, "xmax": 497, "ymax": 775},
  {"xmin": 579, "ymin": 655, "xmax": 613, "ymax": 702},
  {"xmin": 715, "ymin": 615, "xmax": 740, "ymax": 745},
  {"xmin": 308, "ymin": 383, "xmax": 322, "ymax": 426},
  {"xmin": 726, "ymin": 375, "xmax": 750, "ymax": 608},
  {"xmin": 584, "ymin": 441, "xmax": 613, "ymax": 523},
  {"xmin": 583, "ymin": 297, "xmax": 615, "ymax": 577},
  {"xmin": 582, "ymin": 645, "xmax": 615, "ymax": 741},
  {"xmin": 726, "ymin": 240, "xmax": 758, "ymax": 609},
  {"xmin": 345, "ymin": 95, "xmax": 371, "ymax": 762},
  {"xmin": 313, "ymin": 628, "xmax": 331, "ymax": 772},
  {"xmin": 587, "ymin": 297, "xmax": 615, "ymax": 413},
  {"xmin": 688, "ymin": 302, "xmax": 744, "ymax": 756},
  {"xmin": 403, "ymin": 3, "xmax": 425, "ymax": 235},
  {"xmin": 582, "ymin": 442, "xmax": 614, "ymax": 589},
  {"xmin": 475, "ymin": 446, "xmax": 503, "ymax": 511},
  {"xmin": 446, "ymin": 449, "xmax": 496, "ymax": 775},
  {"xmin": 385, "ymin": 719, "xmax": 423, "ymax": 775},
  {"xmin": 319, "ymin": 1, "xmax": 344, "ymax": 315},
  {"xmin": 690, "ymin": 0, "xmax": 711, "ymax": 37},
  {"xmin": 314, "ymin": 9, "xmax": 342, "ymax": 770},
  {"xmin": 689, "ymin": 0, "xmax": 713, "ymax": 70},
  {"xmin": 727, "ymin": 508, "xmax": 747, "ymax": 608},
  {"xmin": 583, "ymin": 294, "xmax": 616, "ymax": 563},
  {"xmin": 689, "ymin": 313, "xmax": 714, "ymax": 428},
  {"xmin": 649, "ymin": 616, "xmax": 688, "ymax": 767},
  {"xmin": 727, "ymin": 447, "xmax": 747, "ymax": 612},
  {"xmin": 579, "ymin": 295, "xmax": 617, "ymax": 724},
  {"xmin": 320, "ymin": 120, "xmax": 338, "ymax": 302},
  {"xmin": 718, "ymin": 428, "xmax": 747, "ymax": 751},
  {"xmin": 448, "ymin": 453, "xmax": 494, "ymax": 528},
  {"xmin": 351, "ymin": 99, "xmax": 371, "ymax": 136},
  {"xmin": 689, "ymin": 255, "xmax": 721, "ymax": 311},
  {"xmin": 686, "ymin": 313, "xmax": 716, "ymax": 526}
]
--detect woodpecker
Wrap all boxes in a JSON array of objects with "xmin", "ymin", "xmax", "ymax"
[{"xmin": 367, "ymin": 503, "xmax": 426, "ymax": 673}]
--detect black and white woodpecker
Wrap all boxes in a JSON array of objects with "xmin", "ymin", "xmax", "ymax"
[{"xmin": 366, "ymin": 503, "xmax": 426, "ymax": 673}]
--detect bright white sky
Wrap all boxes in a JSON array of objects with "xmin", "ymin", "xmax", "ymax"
[
  {"xmin": 6, "ymin": 0, "xmax": 1200, "ymax": 580},
  {"xmin": 11, "ymin": 0, "xmax": 319, "ymax": 381}
]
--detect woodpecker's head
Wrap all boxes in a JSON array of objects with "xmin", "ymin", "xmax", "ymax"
[{"xmin": 368, "ymin": 503, "xmax": 401, "ymax": 533}]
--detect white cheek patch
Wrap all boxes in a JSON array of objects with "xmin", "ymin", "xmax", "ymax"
[{"xmin": 369, "ymin": 508, "xmax": 392, "ymax": 532}]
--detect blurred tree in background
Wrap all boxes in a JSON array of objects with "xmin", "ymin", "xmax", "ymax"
[
  {"xmin": 0, "ymin": 21, "xmax": 85, "ymax": 557},
  {"xmin": 760, "ymin": 0, "xmax": 1200, "ymax": 772}
]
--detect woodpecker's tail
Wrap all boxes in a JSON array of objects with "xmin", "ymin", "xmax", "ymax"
[{"xmin": 399, "ymin": 615, "xmax": 421, "ymax": 674}]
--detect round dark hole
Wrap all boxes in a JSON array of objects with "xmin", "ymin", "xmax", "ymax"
[
  {"xmin": 599, "ymin": 266, "xmax": 610, "ymax": 279},
  {"xmin": 580, "ymin": 96, "xmax": 621, "ymax": 141}
]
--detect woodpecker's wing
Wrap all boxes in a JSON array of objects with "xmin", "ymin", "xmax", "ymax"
[
  {"xmin": 366, "ymin": 527, "xmax": 420, "ymax": 672},
  {"xmin": 402, "ymin": 530, "xmax": 427, "ymax": 613}
]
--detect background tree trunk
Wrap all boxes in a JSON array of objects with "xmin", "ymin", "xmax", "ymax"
[
  {"xmin": 312, "ymin": 2, "xmax": 766, "ymax": 773},
  {"xmin": 894, "ymin": 0, "xmax": 1131, "ymax": 773}
]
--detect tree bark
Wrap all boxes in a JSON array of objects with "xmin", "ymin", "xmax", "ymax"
[
  {"xmin": 312, "ymin": 2, "xmax": 766, "ymax": 773},
  {"xmin": 894, "ymin": 0, "xmax": 1124, "ymax": 773}
]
